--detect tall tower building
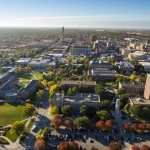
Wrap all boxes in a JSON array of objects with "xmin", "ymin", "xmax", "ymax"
[
  {"xmin": 62, "ymin": 27, "xmax": 64, "ymax": 39},
  {"xmin": 144, "ymin": 74, "xmax": 150, "ymax": 99}
]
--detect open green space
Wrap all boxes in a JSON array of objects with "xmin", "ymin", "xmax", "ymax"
[
  {"xmin": 19, "ymin": 118, "xmax": 35, "ymax": 144},
  {"xmin": 18, "ymin": 73, "xmax": 34, "ymax": 81},
  {"xmin": 5, "ymin": 120, "xmax": 27, "ymax": 142},
  {"xmin": 0, "ymin": 102, "xmax": 25, "ymax": 125},
  {"xmin": 32, "ymin": 72, "xmax": 43, "ymax": 80}
]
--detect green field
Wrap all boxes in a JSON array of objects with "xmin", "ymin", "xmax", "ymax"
[
  {"xmin": 0, "ymin": 102, "xmax": 25, "ymax": 125},
  {"xmin": 19, "ymin": 73, "xmax": 34, "ymax": 81},
  {"xmin": 32, "ymin": 72, "xmax": 43, "ymax": 80}
]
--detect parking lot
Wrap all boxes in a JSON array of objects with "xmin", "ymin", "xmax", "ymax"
[{"xmin": 45, "ymin": 126, "xmax": 122, "ymax": 150}]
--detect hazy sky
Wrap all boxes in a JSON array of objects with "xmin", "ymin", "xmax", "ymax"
[{"xmin": 0, "ymin": 0, "xmax": 150, "ymax": 28}]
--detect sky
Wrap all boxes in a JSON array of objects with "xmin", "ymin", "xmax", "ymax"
[{"xmin": 0, "ymin": 0, "xmax": 150, "ymax": 29}]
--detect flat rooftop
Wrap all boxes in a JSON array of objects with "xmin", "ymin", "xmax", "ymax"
[
  {"xmin": 53, "ymin": 93, "xmax": 100, "ymax": 103},
  {"xmin": 130, "ymin": 97, "xmax": 150, "ymax": 106},
  {"xmin": 61, "ymin": 80, "xmax": 96, "ymax": 86},
  {"xmin": 119, "ymin": 60, "xmax": 134, "ymax": 67},
  {"xmin": 120, "ymin": 82, "xmax": 145, "ymax": 86},
  {"xmin": 139, "ymin": 62, "xmax": 150, "ymax": 67}
]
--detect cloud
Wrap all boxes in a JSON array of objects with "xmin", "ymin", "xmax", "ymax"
[{"xmin": 15, "ymin": 14, "xmax": 150, "ymax": 21}]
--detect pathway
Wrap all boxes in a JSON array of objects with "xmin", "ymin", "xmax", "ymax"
[{"xmin": 30, "ymin": 73, "xmax": 37, "ymax": 80}]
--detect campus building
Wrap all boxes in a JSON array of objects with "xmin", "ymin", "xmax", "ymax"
[
  {"xmin": 0, "ymin": 75, "xmax": 38, "ymax": 101},
  {"xmin": 52, "ymin": 93, "xmax": 100, "ymax": 112},
  {"xmin": 119, "ymin": 82, "xmax": 145, "ymax": 95},
  {"xmin": 144, "ymin": 74, "xmax": 150, "ymax": 99}
]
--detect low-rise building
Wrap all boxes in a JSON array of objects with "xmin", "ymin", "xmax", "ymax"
[
  {"xmin": 70, "ymin": 44, "xmax": 91, "ymax": 56},
  {"xmin": 52, "ymin": 93, "xmax": 100, "ymax": 112},
  {"xmin": 139, "ymin": 62, "xmax": 150, "ymax": 71},
  {"xmin": 87, "ymin": 68, "xmax": 117, "ymax": 80},
  {"xmin": 89, "ymin": 61, "xmax": 112, "ymax": 69},
  {"xmin": 119, "ymin": 82, "xmax": 145, "ymax": 95}
]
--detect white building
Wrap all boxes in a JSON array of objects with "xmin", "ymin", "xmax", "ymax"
[{"xmin": 70, "ymin": 44, "xmax": 91, "ymax": 56}]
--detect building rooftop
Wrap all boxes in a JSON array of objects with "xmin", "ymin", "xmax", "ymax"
[
  {"xmin": 130, "ymin": 97, "xmax": 150, "ymax": 106},
  {"xmin": 120, "ymin": 82, "xmax": 145, "ymax": 86},
  {"xmin": 61, "ymin": 80, "xmax": 96, "ymax": 86},
  {"xmin": 53, "ymin": 93, "xmax": 100, "ymax": 103}
]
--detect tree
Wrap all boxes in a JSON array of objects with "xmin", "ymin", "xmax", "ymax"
[
  {"xmin": 36, "ymin": 90, "xmax": 44, "ymax": 101},
  {"xmin": 96, "ymin": 110, "xmax": 111, "ymax": 120},
  {"xmin": 43, "ymin": 127, "xmax": 51, "ymax": 138},
  {"xmin": 79, "ymin": 105, "xmax": 88, "ymax": 116},
  {"xmin": 67, "ymin": 88, "xmax": 73, "ymax": 96},
  {"xmin": 123, "ymin": 124, "xmax": 130, "ymax": 131},
  {"xmin": 117, "ymin": 88, "xmax": 126, "ymax": 95},
  {"xmin": 36, "ymin": 129, "xmax": 43, "ymax": 140},
  {"xmin": 141, "ymin": 145, "xmax": 150, "ymax": 150},
  {"xmin": 118, "ymin": 94, "xmax": 129, "ymax": 105},
  {"xmin": 131, "ymin": 145, "xmax": 140, "ymax": 150},
  {"xmin": 96, "ymin": 120, "xmax": 105, "ymax": 130},
  {"xmin": 131, "ymin": 123, "xmax": 138, "ymax": 132},
  {"xmin": 74, "ymin": 116, "xmax": 91, "ymax": 129},
  {"xmin": 129, "ymin": 105, "xmax": 141, "ymax": 118},
  {"xmin": 91, "ymin": 146, "xmax": 98, "ymax": 150},
  {"xmin": 22, "ymin": 104, "xmax": 36, "ymax": 118},
  {"xmin": 124, "ymin": 103, "xmax": 130, "ymax": 112},
  {"xmin": 64, "ymin": 119, "xmax": 73, "ymax": 128},
  {"xmin": 34, "ymin": 139, "xmax": 45, "ymax": 150},
  {"xmin": 138, "ymin": 124, "xmax": 146, "ymax": 132},
  {"xmin": 52, "ymin": 118, "xmax": 63, "ymax": 129},
  {"xmin": 130, "ymin": 74, "xmax": 136, "ymax": 82},
  {"xmin": 10, "ymin": 121, "xmax": 25, "ymax": 136},
  {"xmin": 69, "ymin": 141, "xmax": 79, "ymax": 150},
  {"xmin": 61, "ymin": 105, "xmax": 72, "ymax": 116},
  {"xmin": 59, "ymin": 142, "xmax": 71, "ymax": 150},
  {"xmin": 94, "ymin": 84, "xmax": 105, "ymax": 99},
  {"xmin": 100, "ymin": 100, "xmax": 111, "ymax": 108},
  {"xmin": 26, "ymin": 99, "xmax": 31, "ymax": 103},
  {"xmin": 50, "ymin": 106, "xmax": 59, "ymax": 115},
  {"xmin": 109, "ymin": 142, "xmax": 121, "ymax": 150},
  {"xmin": 105, "ymin": 120, "xmax": 113, "ymax": 131},
  {"xmin": 72, "ymin": 87, "xmax": 78, "ymax": 93}
]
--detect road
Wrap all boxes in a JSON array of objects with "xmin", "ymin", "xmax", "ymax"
[{"xmin": 24, "ymin": 89, "xmax": 50, "ymax": 150}]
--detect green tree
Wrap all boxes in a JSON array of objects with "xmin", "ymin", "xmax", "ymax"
[
  {"xmin": 61, "ymin": 105, "xmax": 72, "ymax": 116},
  {"xmin": 72, "ymin": 87, "xmax": 78, "ymax": 93},
  {"xmin": 36, "ymin": 129, "xmax": 43, "ymax": 140},
  {"xmin": 119, "ymin": 94, "xmax": 129, "ymax": 105},
  {"xmin": 94, "ymin": 84, "xmax": 105, "ymax": 99},
  {"xmin": 36, "ymin": 90, "xmax": 44, "ymax": 101},
  {"xmin": 74, "ymin": 116, "xmax": 91, "ymax": 129},
  {"xmin": 79, "ymin": 105, "xmax": 88, "ymax": 116},
  {"xmin": 124, "ymin": 103, "xmax": 130, "ymax": 112},
  {"xmin": 10, "ymin": 121, "xmax": 25, "ymax": 136},
  {"xmin": 100, "ymin": 100, "xmax": 111, "ymax": 108},
  {"xmin": 129, "ymin": 105, "xmax": 141, "ymax": 118},
  {"xmin": 43, "ymin": 127, "xmax": 51, "ymax": 138},
  {"xmin": 96, "ymin": 110, "xmax": 111, "ymax": 120},
  {"xmin": 130, "ymin": 74, "xmax": 136, "ymax": 82},
  {"xmin": 67, "ymin": 88, "xmax": 73, "ymax": 96},
  {"xmin": 117, "ymin": 88, "xmax": 126, "ymax": 95},
  {"xmin": 22, "ymin": 104, "xmax": 36, "ymax": 118},
  {"xmin": 50, "ymin": 106, "xmax": 60, "ymax": 115}
]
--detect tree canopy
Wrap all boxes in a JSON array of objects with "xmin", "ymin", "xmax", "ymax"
[{"xmin": 61, "ymin": 105, "xmax": 72, "ymax": 116}]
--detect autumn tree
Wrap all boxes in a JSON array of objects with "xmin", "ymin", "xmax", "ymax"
[
  {"xmin": 96, "ymin": 120, "xmax": 105, "ymax": 130},
  {"xmin": 34, "ymin": 139, "xmax": 45, "ymax": 150},
  {"xmin": 141, "ymin": 145, "xmax": 150, "ymax": 150},
  {"xmin": 69, "ymin": 141, "xmax": 79, "ymax": 150},
  {"xmin": 131, "ymin": 145, "xmax": 140, "ymax": 150},
  {"xmin": 138, "ymin": 124, "xmax": 146, "ymax": 132},
  {"xmin": 22, "ymin": 103, "xmax": 36, "ymax": 118},
  {"xmin": 10, "ymin": 121, "xmax": 25, "ymax": 136},
  {"xmin": 131, "ymin": 123, "xmax": 138, "ymax": 132},
  {"xmin": 109, "ymin": 142, "xmax": 121, "ymax": 150},
  {"xmin": 91, "ymin": 146, "xmax": 98, "ymax": 150},
  {"xmin": 123, "ymin": 124, "xmax": 130, "ymax": 131},
  {"xmin": 50, "ymin": 106, "xmax": 59, "ymax": 115},
  {"xmin": 105, "ymin": 120, "xmax": 113, "ymax": 131},
  {"xmin": 64, "ymin": 119, "xmax": 73, "ymax": 128},
  {"xmin": 52, "ymin": 118, "xmax": 63, "ymax": 129},
  {"xmin": 59, "ymin": 142, "xmax": 71, "ymax": 150}
]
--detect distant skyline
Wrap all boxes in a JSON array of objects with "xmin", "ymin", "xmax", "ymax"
[{"xmin": 0, "ymin": 0, "xmax": 150, "ymax": 29}]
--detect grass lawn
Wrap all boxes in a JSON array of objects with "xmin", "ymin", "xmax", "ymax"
[
  {"xmin": 19, "ymin": 118, "xmax": 35, "ymax": 144},
  {"xmin": 32, "ymin": 72, "xmax": 43, "ymax": 80},
  {"xmin": 17, "ymin": 80, "xmax": 30, "ymax": 88},
  {"xmin": 5, "ymin": 120, "xmax": 28, "ymax": 142},
  {"xmin": 0, "ymin": 102, "xmax": 25, "ymax": 125},
  {"xmin": 19, "ymin": 73, "xmax": 34, "ymax": 81}
]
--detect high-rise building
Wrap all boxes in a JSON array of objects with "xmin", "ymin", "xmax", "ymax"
[
  {"xmin": 62, "ymin": 27, "xmax": 64, "ymax": 39},
  {"xmin": 144, "ymin": 74, "xmax": 150, "ymax": 99}
]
